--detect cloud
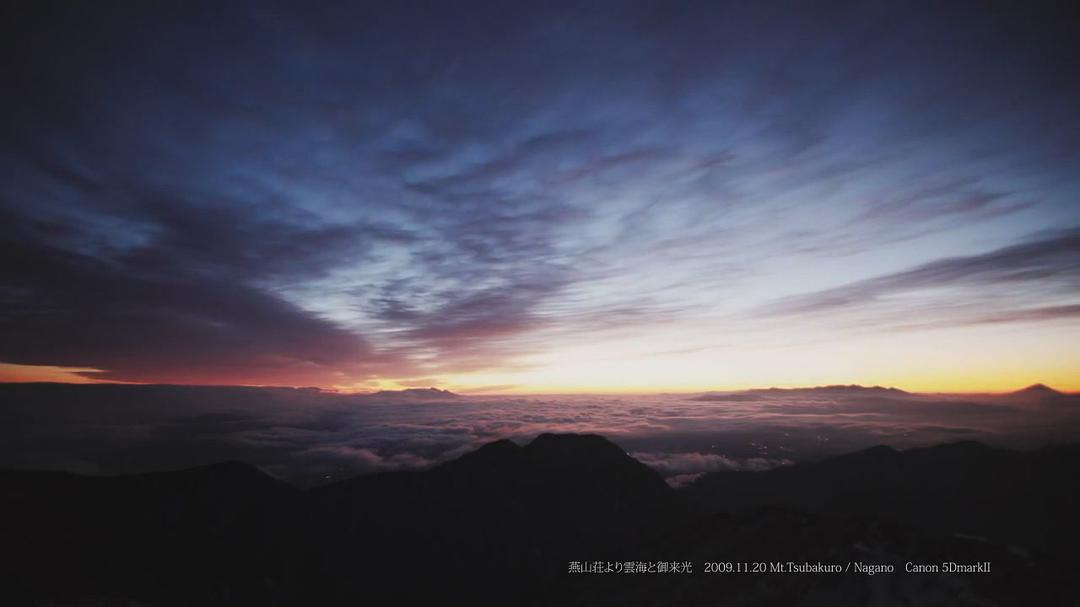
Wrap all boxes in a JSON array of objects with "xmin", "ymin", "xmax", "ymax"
[
  {"xmin": 0, "ymin": 234, "xmax": 391, "ymax": 385},
  {"xmin": 1, "ymin": 1, "xmax": 1079, "ymax": 385},
  {"xmin": 2, "ymin": 384, "xmax": 1078, "ymax": 487},
  {"xmin": 761, "ymin": 229, "xmax": 1080, "ymax": 329},
  {"xmin": 632, "ymin": 451, "xmax": 792, "ymax": 487},
  {"xmin": 293, "ymin": 445, "xmax": 437, "ymax": 477}
]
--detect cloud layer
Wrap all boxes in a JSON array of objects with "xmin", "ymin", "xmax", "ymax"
[{"xmin": 2, "ymin": 384, "xmax": 1077, "ymax": 486}]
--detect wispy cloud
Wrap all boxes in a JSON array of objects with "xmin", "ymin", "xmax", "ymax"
[
  {"xmin": 761, "ymin": 229, "xmax": 1080, "ymax": 329},
  {"xmin": 1, "ymin": 2, "xmax": 1078, "ymax": 386}
]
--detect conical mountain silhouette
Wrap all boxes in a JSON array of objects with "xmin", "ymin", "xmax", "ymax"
[
  {"xmin": 1011, "ymin": 382, "xmax": 1062, "ymax": 396},
  {"xmin": 1002, "ymin": 383, "xmax": 1070, "ymax": 404}
]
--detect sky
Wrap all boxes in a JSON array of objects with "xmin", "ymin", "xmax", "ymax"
[{"xmin": 1, "ymin": 1, "xmax": 1079, "ymax": 393}]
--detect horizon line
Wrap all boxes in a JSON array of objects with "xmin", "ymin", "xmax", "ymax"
[{"xmin": 0, "ymin": 379, "xmax": 1072, "ymax": 397}]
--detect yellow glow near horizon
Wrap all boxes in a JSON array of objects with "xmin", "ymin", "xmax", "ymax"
[
  {"xmin": 440, "ymin": 371, "xmax": 1080, "ymax": 396},
  {"xmin": 2, "ymin": 321, "xmax": 1077, "ymax": 395},
  {"xmin": 0, "ymin": 363, "xmax": 117, "ymax": 384},
  {"xmin": 438, "ymin": 322, "xmax": 1080, "ymax": 394}
]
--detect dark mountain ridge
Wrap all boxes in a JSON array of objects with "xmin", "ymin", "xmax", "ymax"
[
  {"xmin": 692, "ymin": 384, "xmax": 911, "ymax": 401},
  {"xmin": 750, "ymin": 384, "xmax": 911, "ymax": 395},
  {"xmin": 683, "ymin": 441, "xmax": 1080, "ymax": 564},
  {"xmin": 3, "ymin": 434, "xmax": 1079, "ymax": 606},
  {"xmin": 370, "ymin": 386, "xmax": 460, "ymax": 398}
]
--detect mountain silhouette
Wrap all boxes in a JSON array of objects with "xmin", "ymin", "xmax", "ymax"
[
  {"xmin": 692, "ymin": 385, "xmax": 911, "ymax": 401},
  {"xmin": 752, "ymin": 384, "xmax": 910, "ymax": 395},
  {"xmin": 371, "ymin": 386, "xmax": 460, "ymax": 398},
  {"xmin": 1000, "ymin": 383, "xmax": 1071, "ymax": 405},
  {"xmin": 683, "ymin": 441, "xmax": 1080, "ymax": 565},
  {"xmin": 2, "ymin": 435, "xmax": 1078, "ymax": 606},
  {"xmin": 1012, "ymin": 382, "xmax": 1061, "ymax": 395},
  {"xmin": 304, "ymin": 434, "xmax": 675, "ymax": 602}
]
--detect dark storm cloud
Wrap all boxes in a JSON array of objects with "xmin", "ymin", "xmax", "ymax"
[{"xmin": 1, "ymin": 1, "xmax": 1079, "ymax": 382}]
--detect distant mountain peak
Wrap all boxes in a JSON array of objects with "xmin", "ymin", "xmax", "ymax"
[
  {"xmin": 691, "ymin": 384, "xmax": 910, "ymax": 402},
  {"xmin": 372, "ymin": 387, "xmax": 459, "ymax": 398},
  {"xmin": 748, "ymin": 384, "xmax": 909, "ymax": 395},
  {"xmin": 1001, "ymin": 383, "xmax": 1070, "ymax": 405},
  {"xmin": 1012, "ymin": 383, "xmax": 1062, "ymax": 396},
  {"xmin": 808, "ymin": 384, "xmax": 909, "ymax": 394}
]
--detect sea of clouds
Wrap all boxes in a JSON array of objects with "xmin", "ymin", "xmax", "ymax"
[{"xmin": 1, "ymin": 384, "xmax": 1078, "ymax": 487}]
